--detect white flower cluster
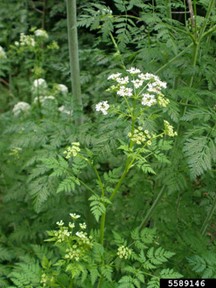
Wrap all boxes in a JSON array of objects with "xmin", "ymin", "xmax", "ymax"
[
  {"xmin": 0, "ymin": 46, "xmax": 7, "ymax": 59},
  {"xmin": 117, "ymin": 245, "xmax": 132, "ymax": 260},
  {"xmin": 63, "ymin": 142, "xmax": 80, "ymax": 159},
  {"xmin": 34, "ymin": 95, "xmax": 55, "ymax": 105},
  {"xmin": 32, "ymin": 78, "xmax": 47, "ymax": 90},
  {"xmin": 58, "ymin": 105, "xmax": 71, "ymax": 115},
  {"xmin": 57, "ymin": 84, "xmax": 68, "ymax": 94},
  {"xmin": 16, "ymin": 33, "xmax": 36, "ymax": 47},
  {"xmin": 95, "ymin": 100, "xmax": 109, "ymax": 115},
  {"xmin": 70, "ymin": 213, "xmax": 81, "ymax": 220},
  {"xmin": 53, "ymin": 213, "xmax": 93, "ymax": 262},
  {"xmin": 128, "ymin": 127, "xmax": 153, "ymax": 145},
  {"xmin": 34, "ymin": 29, "xmax": 48, "ymax": 39},
  {"xmin": 96, "ymin": 67, "xmax": 169, "ymax": 115},
  {"xmin": 32, "ymin": 78, "xmax": 48, "ymax": 100},
  {"xmin": 12, "ymin": 101, "xmax": 30, "ymax": 116}
]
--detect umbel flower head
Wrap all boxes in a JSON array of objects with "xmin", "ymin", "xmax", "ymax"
[
  {"xmin": 12, "ymin": 101, "xmax": 30, "ymax": 116},
  {"xmin": 56, "ymin": 84, "xmax": 68, "ymax": 94},
  {"xmin": 32, "ymin": 78, "xmax": 48, "ymax": 95},
  {"xmin": 95, "ymin": 101, "xmax": 110, "ymax": 115},
  {"xmin": 34, "ymin": 29, "xmax": 49, "ymax": 40},
  {"xmin": 63, "ymin": 142, "xmax": 81, "ymax": 159},
  {"xmin": 117, "ymin": 245, "xmax": 132, "ymax": 260},
  {"xmin": 95, "ymin": 67, "xmax": 169, "ymax": 116},
  {"xmin": 164, "ymin": 120, "xmax": 177, "ymax": 137},
  {"xmin": 33, "ymin": 78, "xmax": 47, "ymax": 89}
]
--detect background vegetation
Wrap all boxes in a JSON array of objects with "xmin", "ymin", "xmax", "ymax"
[{"xmin": 0, "ymin": 0, "xmax": 216, "ymax": 287}]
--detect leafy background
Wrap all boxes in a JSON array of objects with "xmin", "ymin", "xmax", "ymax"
[{"xmin": 0, "ymin": 0, "xmax": 216, "ymax": 287}]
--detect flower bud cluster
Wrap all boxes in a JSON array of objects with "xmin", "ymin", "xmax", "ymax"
[
  {"xmin": 63, "ymin": 142, "xmax": 80, "ymax": 159},
  {"xmin": 49, "ymin": 213, "xmax": 93, "ymax": 263},
  {"xmin": 40, "ymin": 273, "xmax": 55, "ymax": 287},
  {"xmin": 163, "ymin": 120, "xmax": 177, "ymax": 137},
  {"xmin": 117, "ymin": 245, "xmax": 132, "ymax": 260},
  {"xmin": 128, "ymin": 127, "xmax": 153, "ymax": 145}
]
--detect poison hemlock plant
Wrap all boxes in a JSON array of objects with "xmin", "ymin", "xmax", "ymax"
[{"xmin": 1, "ymin": 1, "xmax": 216, "ymax": 287}]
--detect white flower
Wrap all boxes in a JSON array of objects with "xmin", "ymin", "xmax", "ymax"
[
  {"xmin": 138, "ymin": 73, "xmax": 159, "ymax": 81},
  {"xmin": 95, "ymin": 101, "xmax": 110, "ymax": 115},
  {"xmin": 117, "ymin": 86, "xmax": 133, "ymax": 97},
  {"xmin": 76, "ymin": 231, "xmax": 87, "ymax": 239},
  {"xmin": 156, "ymin": 79, "xmax": 167, "ymax": 89},
  {"xmin": 33, "ymin": 78, "xmax": 47, "ymax": 88},
  {"xmin": 147, "ymin": 80, "xmax": 167, "ymax": 93},
  {"xmin": 70, "ymin": 213, "xmax": 81, "ymax": 220},
  {"xmin": 69, "ymin": 222, "xmax": 75, "ymax": 229},
  {"xmin": 131, "ymin": 79, "xmax": 144, "ymax": 89},
  {"xmin": 42, "ymin": 95, "xmax": 55, "ymax": 101},
  {"xmin": 58, "ymin": 105, "xmax": 71, "ymax": 115},
  {"xmin": 79, "ymin": 222, "xmax": 87, "ymax": 230},
  {"xmin": 12, "ymin": 101, "xmax": 30, "ymax": 116},
  {"xmin": 141, "ymin": 93, "xmax": 157, "ymax": 107},
  {"xmin": 116, "ymin": 76, "xmax": 129, "ymax": 85},
  {"xmin": 108, "ymin": 72, "xmax": 122, "ymax": 80},
  {"xmin": 0, "ymin": 46, "xmax": 7, "ymax": 59},
  {"xmin": 56, "ymin": 220, "xmax": 64, "ymax": 226},
  {"xmin": 57, "ymin": 84, "xmax": 68, "ymax": 94},
  {"xmin": 126, "ymin": 67, "xmax": 141, "ymax": 74},
  {"xmin": 34, "ymin": 29, "xmax": 48, "ymax": 39}
]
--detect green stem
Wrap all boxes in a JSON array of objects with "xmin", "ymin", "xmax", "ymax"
[
  {"xmin": 100, "ymin": 213, "xmax": 106, "ymax": 245},
  {"xmin": 138, "ymin": 186, "xmax": 165, "ymax": 231},
  {"xmin": 165, "ymin": 0, "xmax": 171, "ymax": 19},
  {"xmin": 201, "ymin": 193, "xmax": 216, "ymax": 236},
  {"xmin": 198, "ymin": 0, "xmax": 215, "ymax": 40},
  {"xmin": 66, "ymin": 0, "xmax": 83, "ymax": 124},
  {"xmin": 109, "ymin": 32, "xmax": 125, "ymax": 69}
]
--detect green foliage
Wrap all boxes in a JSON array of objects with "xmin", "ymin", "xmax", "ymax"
[
  {"xmin": 1, "ymin": 0, "xmax": 216, "ymax": 287},
  {"xmin": 188, "ymin": 252, "xmax": 216, "ymax": 277}
]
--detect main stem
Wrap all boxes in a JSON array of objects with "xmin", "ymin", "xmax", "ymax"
[{"xmin": 66, "ymin": 0, "xmax": 83, "ymax": 125}]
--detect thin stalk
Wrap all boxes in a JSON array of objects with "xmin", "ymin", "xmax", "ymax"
[
  {"xmin": 109, "ymin": 32, "xmax": 125, "ymax": 69},
  {"xmin": 201, "ymin": 193, "xmax": 216, "ymax": 236},
  {"xmin": 66, "ymin": 0, "xmax": 83, "ymax": 124},
  {"xmin": 99, "ymin": 213, "xmax": 106, "ymax": 245},
  {"xmin": 187, "ymin": 0, "xmax": 195, "ymax": 30},
  {"xmin": 138, "ymin": 186, "xmax": 165, "ymax": 230},
  {"xmin": 165, "ymin": 0, "xmax": 171, "ymax": 19},
  {"xmin": 198, "ymin": 0, "xmax": 215, "ymax": 40}
]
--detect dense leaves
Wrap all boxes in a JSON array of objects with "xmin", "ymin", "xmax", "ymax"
[{"xmin": 0, "ymin": 0, "xmax": 216, "ymax": 287}]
